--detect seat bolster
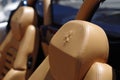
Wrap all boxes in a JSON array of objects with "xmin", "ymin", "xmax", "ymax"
[
  {"xmin": 13, "ymin": 25, "xmax": 36, "ymax": 70},
  {"xmin": 84, "ymin": 62, "xmax": 112, "ymax": 80},
  {"xmin": 0, "ymin": 31, "xmax": 12, "ymax": 52},
  {"xmin": 3, "ymin": 68, "xmax": 26, "ymax": 80},
  {"xmin": 29, "ymin": 56, "xmax": 54, "ymax": 80},
  {"xmin": 0, "ymin": 31, "xmax": 12, "ymax": 67}
]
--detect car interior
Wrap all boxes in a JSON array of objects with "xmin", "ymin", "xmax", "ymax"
[
  {"xmin": 0, "ymin": 0, "xmax": 120, "ymax": 80},
  {"xmin": 0, "ymin": 5, "xmax": 41, "ymax": 80}
]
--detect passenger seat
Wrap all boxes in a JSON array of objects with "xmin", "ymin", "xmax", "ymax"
[
  {"xmin": 29, "ymin": 20, "xmax": 113, "ymax": 80},
  {"xmin": 0, "ymin": 6, "xmax": 40, "ymax": 80}
]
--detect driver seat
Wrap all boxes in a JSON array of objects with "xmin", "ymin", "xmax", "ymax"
[
  {"xmin": 0, "ymin": 6, "xmax": 40, "ymax": 80},
  {"xmin": 29, "ymin": 20, "xmax": 113, "ymax": 80}
]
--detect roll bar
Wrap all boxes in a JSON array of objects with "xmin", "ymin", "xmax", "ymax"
[{"xmin": 76, "ymin": 0, "xmax": 105, "ymax": 21}]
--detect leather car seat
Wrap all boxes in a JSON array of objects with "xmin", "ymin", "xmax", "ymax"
[
  {"xmin": 0, "ymin": 6, "xmax": 40, "ymax": 80},
  {"xmin": 29, "ymin": 20, "xmax": 113, "ymax": 80}
]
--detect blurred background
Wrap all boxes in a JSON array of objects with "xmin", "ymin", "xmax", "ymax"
[
  {"xmin": 0, "ymin": 0, "xmax": 120, "ymax": 22},
  {"xmin": 0, "ymin": 0, "xmax": 20, "ymax": 22}
]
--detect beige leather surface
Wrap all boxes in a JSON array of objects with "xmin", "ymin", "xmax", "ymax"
[
  {"xmin": 84, "ymin": 62, "xmax": 112, "ymax": 80},
  {"xmin": 10, "ymin": 6, "xmax": 36, "ymax": 41},
  {"xmin": 3, "ymin": 69, "xmax": 26, "ymax": 80},
  {"xmin": 0, "ymin": 6, "xmax": 39, "ymax": 80},
  {"xmin": 29, "ymin": 20, "xmax": 112, "ymax": 80},
  {"xmin": 76, "ymin": 0, "xmax": 101, "ymax": 20},
  {"xmin": 29, "ymin": 56, "xmax": 54, "ymax": 80},
  {"xmin": 49, "ymin": 20, "xmax": 109, "ymax": 80}
]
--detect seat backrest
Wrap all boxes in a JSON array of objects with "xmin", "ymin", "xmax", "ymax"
[
  {"xmin": 0, "ymin": 6, "xmax": 39, "ymax": 80},
  {"xmin": 29, "ymin": 20, "xmax": 112, "ymax": 80}
]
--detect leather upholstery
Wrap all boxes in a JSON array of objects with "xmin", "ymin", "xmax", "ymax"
[
  {"xmin": 0, "ymin": 6, "xmax": 39, "ymax": 80},
  {"xmin": 29, "ymin": 20, "xmax": 112, "ymax": 80},
  {"xmin": 84, "ymin": 62, "xmax": 112, "ymax": 80},
  {"xmin": 29, "ymin": 56, "xmax": 54, "ymax": 80},
  {"xmin": 10, "ymin": 6, "xmax": 36, "ymax": 41}
]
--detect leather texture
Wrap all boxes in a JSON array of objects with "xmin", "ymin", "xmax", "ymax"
[
  {"xmin": 29, "ymin": 56, "xmax": 54, "ymax": 80},
  {"xmin": 29, "ymin": 20, "xmax": 112, "ymax": 80},
  {"xmin": 0, "ymin": 6, "xmax": 39, "ymax": 80}
]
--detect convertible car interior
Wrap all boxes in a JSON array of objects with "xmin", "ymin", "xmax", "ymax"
[
  {"xmin": 0, "ymin": 0, "xmax": 120, "ymax": 80},
  {"xmin": 29, "ymin": 20, "xmax": 113, "ymax": 80}
]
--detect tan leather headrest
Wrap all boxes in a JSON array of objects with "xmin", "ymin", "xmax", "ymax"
[
  {"xmin": 49, "ymin": 20, "xmax": 109, "ymax": 80},
  {"xmin": 10, "ymin": 6, "xmax": 36, "ymax": 41}
]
